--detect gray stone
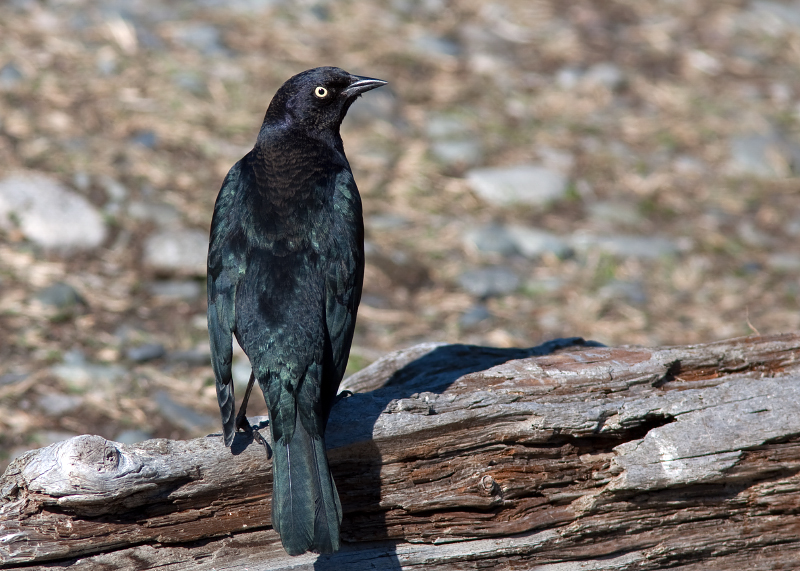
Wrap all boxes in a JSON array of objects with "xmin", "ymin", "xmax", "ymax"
[
  {"xmin": 767, "ymin": 253, "xmax": 800, "ymax": 271},
  {"xmin": 37, "ymin": 393, "xmax": 83, "ymax": 416},
  {"xmin": 0, "ymin": 62, "xmax": 23, "ymax": 90},
  {"xmin": 148, "ymin": 280, "xmax": 202, "ymax": 300},
  {"xmin": 506, "ymin": 226, "xmax": 572, "ymax": 259},
  {"xmin": 367, "ymin": 214, "xmax": 410, "ymax": 231},
  {"xmin": 35, "ymin": 283, "xmax": 84, "ymax": 309},
  {"xmin": 143, "ymin": 229, "xmax": 208, "ymax": 276},
  {"xmin": 344, "ymin": 89, "xmax": 397, "ymax": 126},
  {"xmin": 587, "ymin": 201, "xmax": 644, "ymax": 227},
  {"xmin": 171, "ymin": 23, "xmax": 224, "ymax": 55},
  {"xmin": 466, "ymin": 165, "xmax": 568, "ymax": 207},
  {"xmin": 571, "ymin": 234, "xmax": 680, "ymax": 259},
  {"xmin": 786, "ymin": 218, "xmax": 800, "ymax": 236},
  {"xmin": 114, "ymin": 429, "xmax": 152, "ymax": 444},
  {"xmin": 412, "ymin": 34, "xmax": 460, "ymax": 57},
  {"xmin": 126, "ymin": 343, "xmax": 165, "ymax": 362},
  {"xmin": 737, "ymin": 220, "xmax": 772, "ymax": 248},
  {"xmin": 130, "ymin": 130, "xmax": 158, "ymax": 148},
  {"xmin": 598, "ymin": 280, "xmax": 648, "ymax": 306},
  {"xmin": 555, "ymin": 66, "xmax": 582, "ymax": 90},
  {"xmin": 459, "ymin": 304, "xmax": 492, "ymax": 328},
  {"xmin": 167, "ymin": 349, "xmax": 211, "ymax": 366},
  {"xmin": 463, "ymin": 225, "xmax": 518, "ymax": 256},
  {"xmin": 458, "ymin": 266, "xmax": 520, "ymax": 297},
  {"xmin": 584, "ymin": 62, "xmax": 625, "ymax": 90},
  {"xmin": 154, "ymin": 391, "xmax": 216, "ymax": 433},
  {"xmin": 727, "ymin": 133, "xmax": 786, "ymax": 178},
  {"xmin": 0, "ymin": 372, "xmax": 27, "ymax": 386},
  {"xmin": 537, "ymin": 147, "xmax": 574, "ymax": 175},
  {"xmin": 51, "ymin": 352, "xmax": 126, "ymax": 391},
  {"xmin": 430, "ymin": 140, "xmax": 483, "ymax": 166},
  {"xmin": 0, "ymin": 173, "xmax": 107, "ymax": 252},
  {"xmin": 127, "ymin": 200, "xmax": 180, "ymax": 227},
  {"xmin": 426, "ymin": 114, "xmax": 471, "ymax": 139}
]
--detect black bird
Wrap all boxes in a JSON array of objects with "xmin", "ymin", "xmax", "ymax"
[{"xmin": 207, "ymin": 67, "xmax": 386, "ymax": 555}]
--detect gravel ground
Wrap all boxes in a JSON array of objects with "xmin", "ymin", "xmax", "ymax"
[{"xmin": 1, "ymin": 0, "xmax": 799, "ymax": 470}]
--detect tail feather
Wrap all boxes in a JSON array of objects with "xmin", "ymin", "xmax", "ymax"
[
  {"xmin": 216, "ymin": 380, "xmax": 235, "ymax": 447},
  {"xmin": 272, "ymin": 414, "xmax": 342, "ymax": 555}
]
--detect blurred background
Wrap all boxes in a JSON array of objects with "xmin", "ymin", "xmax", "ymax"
[{"xmin": 1, "ymin": 0, "xmax": 799, "ymax": 471}]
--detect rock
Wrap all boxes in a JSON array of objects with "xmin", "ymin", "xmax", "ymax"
[
  {"xmin": 426, "ymin": 114, "xmax": 471, "ymax": 140},
  {"xmin": 171, "ymin": 23, "xmax": 225, "ymax": 55},
  {"xmin": 126, "ymin": 343, "xmax": 166, "ymax": 362},
  {"xmin": 430, "ymin": 140, "xmax": 483, "ymax": 166},
  {"xmin": 0, "ymin": 173, "xmax": 106, "ymax": 252},
  {"xmin": 584, "ymin": 62, "xmax": 625, "ymax": 90},
  {"xmin": 0, "ymin": 62, "xmax": 23, "ymax": 90},
  {"xmin": 556, "ymin": 66, "xmax": 582, "ymax": 90},
  {"xmin": 344, "ymin": 89, "xmax": 398, "ymax": 126},
  {"xmin": 598, "ymin": 280, "xmax": 648, "ymax": 305},
  {"xmin": 537, "ymin": 147, "xmax": 574, "ymax": 175},
  {"xmin": 127, "ymin": 200, "xmax": 181, "ymax": 227},
  {"xmin": 114, "ymin": 429, "xmax": 152, "ymax": 445},
  {"xmin": 505, "ymin": 226, "xmax": 572, "ymax": 259},
  {"xmin": 459, "ymin": 304, "xmax": 492, "ymax": 328},
  {"xmin": 37, "ymin": 393, "xmax": 83, "ymax": 416},
  {"xmin": 167, "ymin": 348, "xmax": 211, "ymax": 366},
  {"xmin": 726, "ymin": 133, "xmax": 787, "ymax": 178},
  {"xmin": 154, "ymin": 391, "xmax": 217, "ymax": 433},
  {"xmin": 0, "ymin": 372, "xmax": 28, "ymax": 386},
  {"xmin": 411, "ymin": 34, "xmax": 460, "ymax": 57},
  {"xmin": 367, "ymin": 214, "xmax": 410, "ymax": 231},
  {"xmin": 587, "ymin": 201, "xmax": 644, "ymax": 227},
  {"xmin": 767, "ymin": 253, "xmax": 800, "ymax": 272},
  {"xmin": 571, "ymin": 234, "xmax": 681, "ymax": 259},
  {"xmin": 35, "ymin": 283, "xmax": 85, "ymax": 309},
  {"xmin": 786, "ymin": 218, "xmax": 800, "ymax": 236},
  {"xmin": 458, "ymin": 266, "xmax": 520, "ymax": 297},
  {"xmin": 466, "ymin": 165, "xmax": 568, "ymax": 207},
  {"xmin": 463, "ymin": 225, "xmax": 518, "ymax": 256},
  {"xmin": 51, "ymin": 351, "xmax": 126, "ymax": 391},
  {"xmin": 130, "ymin": 130, "xmax": 158, "ymax": 148},
  {"xmin": 143, "ymin": 229, "xmax": 208, "ymax": 276},
  {"xmin": 148, "ymin": 280, "xmax": 202, "ymax": 300}
]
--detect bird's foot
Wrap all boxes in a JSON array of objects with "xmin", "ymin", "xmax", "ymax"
[{"xmin": 235, "ymin": 413, "xmax": 270, "ymax": 456}]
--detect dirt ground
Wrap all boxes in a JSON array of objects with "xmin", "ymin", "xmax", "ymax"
[{"xmin": 1, "ymin": 0, "xmax": 799, "ymax": 470}]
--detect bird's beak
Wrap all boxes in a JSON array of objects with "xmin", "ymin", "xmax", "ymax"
[{"xmin": 343, "ymin": 75, "xmax": 387, "ymax": 97}]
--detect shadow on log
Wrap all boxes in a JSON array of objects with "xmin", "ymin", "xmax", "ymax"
[{"xmin": 2, "ymin": 334, "xmax": 800, "ymax": 570}]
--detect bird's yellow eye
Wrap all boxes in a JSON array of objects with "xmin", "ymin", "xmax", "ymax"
[{"xmin": 314, "ymin": 86, "xmax": 328, "ymax": 98}]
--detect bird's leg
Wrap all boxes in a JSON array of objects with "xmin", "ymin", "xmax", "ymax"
[{"xmin": 235, "ymin": 371, "xmax": 269, "ymax": 452}]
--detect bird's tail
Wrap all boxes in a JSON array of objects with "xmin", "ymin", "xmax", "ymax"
[{"xmin": 271, "ymin": 413, "xmax": 342, "ymax": 556}]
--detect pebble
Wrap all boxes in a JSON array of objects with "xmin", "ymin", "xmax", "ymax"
[
  {"xmin": 587, "ymin": 201, "xmax": 644, "ymax": 227},
  {"xmin": 148, "ymin": 280, "xmax": 202, "ymax": 300},
  {"xmin": 143, "ymin": 229, "xmax": 208, "ymax": 276},
  {"xmin": 466, "ymin": 165, "xmax": 568, "ymax": 207},
  {"xmin": 130, "ymin": 130, "xmax": 158, "ymax": 149},
  {"xmin": 0, "ymin": 372, "xmax": 28, "ymax": 387},
  {"xmin": 458, "ymin": 266, "xmax": 520, "ymax": 297},
  {"xmin": 127, "ymin": 200, "xmax": 181, "ymax": 227},
  {"xmin": 167, "ymin": 348, "xmax": 211, "ymax": 366},
  {"xmin": 35, "ymin": 283, "xmax": 84, "ymax": 309},
  {"xmin": 0, "ymin": 62, "xmax": 23, "ymax": 90},
  {"xmin": 154, "ymin": 390, "xmax": 217, "ymax": 433},
  {"xmin": 0, "ymin": 172, "xmax": 106, "ymax": 252},
  {"xmin": 430, "ymin": 140, "xmax": 483, "ymax": 166},
  {"xmin": 726, "ymin": 133, "xmax": 786, "ymax": 178},
  {"xmin": 114, "ymin": 429, "xmax": 152, "ymax": 444},
  {"xmin": 767, "ymin": 253, "xmax": 800, "ymax": 272},
  {"xmin": 51, "ymin": 351, "xmax": 126, "ymax": 391},
  {"xmin": 505, "ymin": 226, "xmax": 572, "ymax": 259},
  {"xmin": 463, "ymin": 225, "xmax": 518, "ymax": 256},
  {"xmin": 126, "ymin": 343, "xmax": 166, "ymax": 362},
  {"xmin": 37, "ymin": 393, "xmax": 83, "ymax": 415},
  {"xmin": 584, "ymin": 62, "xmax": 625, "ymax": 90},
  {"xmin": 459, "ymin": 304, "xmax": 492, "ymax": 328},
  {"xmin": 171, "ymin": 23, "xmax": 225, "ymax": 55},
  {"xmin": 571, "ymin": 234, "xmax": 680, "ymax": 259},
  {"xmin": 598, "ymin": 280, "xmax": 648, "ymax": 306}
]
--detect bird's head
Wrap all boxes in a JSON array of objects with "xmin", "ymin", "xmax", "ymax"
[{"xmin": 263, "ymin": 67, "xmax": 387, "ymax": 135}]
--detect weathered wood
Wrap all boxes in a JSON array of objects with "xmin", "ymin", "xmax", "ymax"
[{"xmin": 2, "ymin": 333, "xmax": 800, "ymax": 570}]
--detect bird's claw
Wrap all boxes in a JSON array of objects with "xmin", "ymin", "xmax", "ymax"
[
  {"xmin": 236, "ymin": 413, "xmax": 271, "ymax": 456},
  {"xmin": 334, "ymin": 389, "xmax": 354, "ymax": 404}
]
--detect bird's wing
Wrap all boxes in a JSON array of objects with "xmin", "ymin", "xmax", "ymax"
[
  {"xmin": 207, "ymin": 161, "xmax": 244, "ymax": 447},
  {"xmin": 322, "ymin": 169, "xmax": 364, "ymax": 414}
]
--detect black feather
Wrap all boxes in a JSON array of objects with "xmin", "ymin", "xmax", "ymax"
[{"xmin": 207, "ymin": 67, "xmax": 385, "ymax": 555}]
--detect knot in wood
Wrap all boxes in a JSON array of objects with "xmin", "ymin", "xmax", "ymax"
[{"xmin": 480, "ymin": 474, "xmax": 499, "ymax": 496}]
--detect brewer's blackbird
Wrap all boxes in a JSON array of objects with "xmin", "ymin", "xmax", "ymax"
[{"xmin": 207, "ymin": 67, "xmax": 386, "ymax": 555}]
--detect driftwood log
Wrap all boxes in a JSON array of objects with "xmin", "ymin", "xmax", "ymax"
[{"xmin": 2, "ymin": 333, "xmax": 800, "ymax": 570}]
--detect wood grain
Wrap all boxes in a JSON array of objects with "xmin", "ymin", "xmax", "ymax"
[{"xmin": 2, "ymin": 334, "xmax": 799, "ymax": 570}]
